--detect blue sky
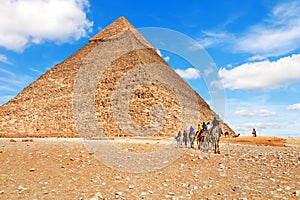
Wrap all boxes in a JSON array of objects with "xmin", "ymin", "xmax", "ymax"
[{"xmin": 0, "ymin": 0, "xmax": 300, "ymax": 138}]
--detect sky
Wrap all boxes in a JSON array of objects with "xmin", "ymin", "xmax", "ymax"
[{"xmin": 0, "ymin": 0, "xmax": 300, "ymax": 138}]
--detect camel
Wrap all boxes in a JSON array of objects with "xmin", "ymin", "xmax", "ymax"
[
  {"xmin": 209, "ymin": 125, "xmax": 223, "ymax": 154},
  {"xmin": 183, "ymin": 130, "xmax": 188, "ymax": 148},
  {"xmin": 197, "ymin": 126, "xmax": 222, "ymax": 154},
  {"xmin": 196, "ymin": 129, "xmax": 207, "ymax": 151},
  {"xmin": 175, "ymin": 135, "xmax": 182, "ymax": 148},
  {"xmin": 189, "ymin": 131, "xmax": 196, "ymax": 148},
  {"xmin": 224, "ymin": 131, "xmax": 229, "ymax": 137},
  {"xmin": 233, "ymin": 133, "xmax": 240, "ymax": 137},
  {"xmin": 175, "ymin": 131, "xmax": 182, "ymax": 148}
]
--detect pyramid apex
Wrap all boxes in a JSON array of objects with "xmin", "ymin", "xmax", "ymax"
[{"xmin": 89, "ymin": 16, "xmax": 135, "ymax": 42}]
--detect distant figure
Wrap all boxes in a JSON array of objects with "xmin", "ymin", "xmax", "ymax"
[
  {"xmin": 207, "ymin": 122, "xmax": 211, "ymax": 130},
  {"xmin": 183, "ymin": 130, "xmax": 188, "ymax": 148},
  {"xmin": 252, "ymin": 128, "xmax": 257, "ymax": 137}
]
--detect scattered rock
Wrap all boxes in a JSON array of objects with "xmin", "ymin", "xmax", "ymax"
[
  {"xmin": 128, "ymin": 184, "xmax": 134, "ymax": 189},
  {"xmin": 125, "ymin": 177, "xmax": 130, "ymax": 181},
  {"xmin": 0, "ymin": 190, "xmax": 4, "ymax": 194},
  {"xmin": 270, "ymin": 178, "xmax": 275, "ymax": 182},
  {"xmin": 219, "ymin": 172, "xmax": 226, "ymax": 177},
  {"xmin": 18, "ymin": 185, "xmax": 27, "ymax": 191},
  {"xmin": 43, "ymin": 190, "xmax": 49, "ymax": 194},
  {"xmin": 22, "ymin": 139, "xmax": 33, "ymax": 142},
  {"xmin": 219, "ymin": 165, "xmax": 225, "ymax": 170},
  {"xmin": 115, "ymin": 191, "xmax": 122, "ymax": 196},
  {"xmin": 9, "ymin": 139, "xmax": 16, "ymax": 142},
  {"xmin": 29, "ymin": 168, "xmax": 36, "ymax": 172},
  {"xmin": 148, "ymin": 190, "xmax": 154, "ymax": 194},
  {"xmin": 232, "ymin": 186, "xmax": 240, "ymax": 192},
  {"xmin": 94, "ymin": 192, "xmax": 103, "ymax": 199},
  {"xmin": 293, "ymin": 190, "xmax": 300, "ymax": 196},
  {"xmin": 140, "ymin": 192, "xmax": 147, "ymax": 197},
  {"xmin": 168, "ymin": 192, "xmax": 175, "ymax": 196}
]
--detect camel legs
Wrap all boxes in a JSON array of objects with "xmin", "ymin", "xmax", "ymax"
[{"xmin": 214, "ymin": 141, "xmax": 220, "ymax": 154}]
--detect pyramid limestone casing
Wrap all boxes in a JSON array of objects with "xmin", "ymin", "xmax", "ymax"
[{"xmin": 0, "ymin": 17, "xmax": 234, "ymax": 138}]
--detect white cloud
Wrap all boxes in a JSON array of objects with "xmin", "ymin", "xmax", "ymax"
[
  {"xmin": 236, "ymin": 1, "xmax": 300, "ymax": 56},
  {"xmin": 233, "ymin": 122, "xmax": 280, "ymax": 132},
  {"xmin": 198, "ymin": 1, "xmax": 300, "ymax": 57},
  {"xmin": 218, "ymin": 54, "xmax": 300, "ymax": 90},
  {"xmin": 247, "ymin": 55, "xmax": 266, "ymax": 62},
  {"xmin": 288, "ymin": 103, "xmax": 300, "ymax": 110},
  {"xmin": 197, "ymin": 31, "xmax": 234, "ymax": 48},
  {"xmin": 226, "ymin": 64, "xmax": 232, "ymax": 68},
  {"xmin": 164, "ymin": 56, "xmax": 170, "ymax": 62},
  {"xmin": 0, "ymin": 67, "xmax": 15, "ymax": 77},
  {"xmin": 0, "ymin": 0, "xmax": 93, "ymax": 52},
  {"xmin": 0, "ymin": 95, "xmax": 14, "ymax": 106},
  {"xmin": 156, "ymin": 49, "xmax": 170, "ymax": 62},
  {"xmin": 0, "ymin": 67, "xmax": 33, "ymax": 92},
  {"xmin": 233, "ymin": 109, "xmax": 276, "ymax": 117},
  {"xmin": 0, "ymin": 54, "xmax": 12, "ymax": 65},
  {"xmin": 29, "ymin": 68, "xmax": 45, "ymax": 75},
  {"xmin": 203, "ymin": 68, "xmax": 213, "ymax": 77},
  {"xmin": 156, "ymin": 49, "xmax": 162, "ymax": 57},
  {"xmin": 175, "ymin": 68, "xmax": 200, "ymax": 79}
]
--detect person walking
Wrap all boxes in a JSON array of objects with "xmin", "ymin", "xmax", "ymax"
[
  {"xmin": 252, "ymin": 128, "xmax": 257, "ymax": 137},
  {"xmin": 183, "ymin": 130, "xmax": 188, "ymax": 148}
]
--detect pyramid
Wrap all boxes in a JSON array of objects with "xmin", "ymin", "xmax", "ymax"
[{"xmin": 0, "ymin": 17, "xmax": 234, "ymax": 138}]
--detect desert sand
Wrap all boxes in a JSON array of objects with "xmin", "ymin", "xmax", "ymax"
[{"xmin": 0, "ymin": 136, "xmax": 299, "ymax": 199}]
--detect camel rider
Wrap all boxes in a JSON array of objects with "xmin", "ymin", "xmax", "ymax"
[
  {"xmin": 197, "ymin": 124, "xmax": 202, "ymax": 133},
  {"xmin": 189, "ymin": 126, "xmax": 195, "ymax": 148},
  {"xmin": 190, "ymin": 126, "xmax": 194, "ymax": 133},
  {"xmin": 195, "ymin": 124, "xmax": 202, "ymax": 137},
  {"xmin": 175, "ymin": 131, "xmax": 181, "ymax": 140},
  {"xmin": 212, "ymin": 117, "xmax": 219, "ymax": 128},
  {"xmin": 202, "ymin": 122, "xmax": 207, "ymax": 131},
  {"xmin": 207, "ymin": 122, "xmax": 211, "ymax": 130}
]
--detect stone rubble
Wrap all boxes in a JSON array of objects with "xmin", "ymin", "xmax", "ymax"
[{"xmin": 0, "ymin": 138, "xmax": 299, "ymax": 199}]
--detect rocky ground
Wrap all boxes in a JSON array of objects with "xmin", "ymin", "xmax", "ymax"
[{"xmin": 0, "ymin": 136, "xmax": 299, "ymax": 199}]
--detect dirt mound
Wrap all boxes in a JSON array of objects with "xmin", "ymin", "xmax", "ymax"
[{"xmin": 221, "ymin": 136, "xmax": 288, "ymax": 147}]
